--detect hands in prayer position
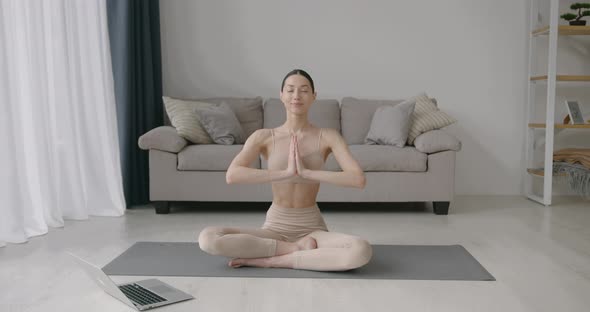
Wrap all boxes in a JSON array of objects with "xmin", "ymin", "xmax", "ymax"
[{"xmin": 285, "ymin": 134, "xmax": 308, "ymax": 179}]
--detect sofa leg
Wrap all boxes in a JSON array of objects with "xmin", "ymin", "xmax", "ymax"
[
  {"xmin": 433, "ymin": 201, "xmax": 449, "ymax": 215},
  {"xmin": 154, "ymin": 201, "xmax": 170, "ymax": 214}
]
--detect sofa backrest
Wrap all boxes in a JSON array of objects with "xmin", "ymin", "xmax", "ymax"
[
  {"xmin": 340, "ymin": 97, "xmax": 437, "ymax": 144},
  {"xmin": 163, "ymin": 97, "xmax": 263, "ymax": 139},
  {"xmin": 162, "ymin": 95, "xmax": 437, "ymax": 144},
  {"xmin": 341, "ymin": 97, "xmax": 405, "ymax": 144},
  {"xmin": 263, "ymin": 98, "xmax": 341, "ymax": 132}
]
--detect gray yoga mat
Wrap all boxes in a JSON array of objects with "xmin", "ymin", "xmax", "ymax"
[{"xmin": 103, "ymin": 242, "xmax": 495, "ymax": 281}]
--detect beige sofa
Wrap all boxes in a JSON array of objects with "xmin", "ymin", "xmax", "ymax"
[{"xmin": 138, "ymin": 97, "xmax": 461, "ymax": 215}]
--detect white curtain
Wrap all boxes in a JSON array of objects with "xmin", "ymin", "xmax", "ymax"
[{"xmin": 0, "ymin": 0, "xmax": 126, "ymax": 247}]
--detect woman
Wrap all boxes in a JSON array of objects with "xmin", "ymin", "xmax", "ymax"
[{"xmin": 198, "ymin": 69, "xmax": 372, "ymax": 271}]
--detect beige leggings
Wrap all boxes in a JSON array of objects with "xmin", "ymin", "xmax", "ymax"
[{"xmin": 198, "ymin": 202, "xmax": 373, "ymax": 271}]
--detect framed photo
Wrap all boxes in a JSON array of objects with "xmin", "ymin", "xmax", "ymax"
[{"xmin": 565, "ymin": 100, "xmax": 586, "ymax": 124}]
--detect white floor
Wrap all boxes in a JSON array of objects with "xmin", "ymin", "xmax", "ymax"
[{"xmin": 1, "ymin": 195, "xmax": 590, "ymax": 312}]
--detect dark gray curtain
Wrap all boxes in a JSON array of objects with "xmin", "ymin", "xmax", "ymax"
[{"xmin": 106, "ymin": 0, "xmax": 163, "ymax": 207}]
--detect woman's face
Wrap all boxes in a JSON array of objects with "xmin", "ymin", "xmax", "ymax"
[{"xmin": 280, "ymin": 74, "xmax": 316, "ymax": 115}]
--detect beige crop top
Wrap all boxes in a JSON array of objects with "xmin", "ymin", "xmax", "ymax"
[{"xmin": 267, "ymin": 128, "xmax": 325, "ymax": 184}]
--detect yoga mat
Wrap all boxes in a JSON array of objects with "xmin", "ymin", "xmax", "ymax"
[{"xmin": 103, "ymin": 242, "xmax": 495, "ymax": 281}]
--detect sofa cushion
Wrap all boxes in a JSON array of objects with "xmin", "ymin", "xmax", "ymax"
[
  {"xmin": 365, "ymin": 99, "xmax": 416, "ymax": 147},
  {"xmin": 341, "ymin": 97, "xmax": 438, "ymax": 145},
  {"xmin": 164, "ymin": 97, "xmax": 263, "ymax": 140},
  {"xmin": 323, "ymin": 145, "xmax": 427, "ymax": 172},
  {"xmin": 162, "ymin": 96, "xmax": 215, "ymax": 144},
  {"xmin": 406, "ymin": 92, "xmax": 456, "ymax": 145},
  {"xmin": 263, "ymin": 98, "xmax": 340, "ymax": 131},
  {"xmin": 178, "ymin": 144, "xmax": 260, "ymax": 171},
  {"xmin": 198, "ymin": 97, "xmax": 263, "ymax": 139},
  {"xmin": 341, "ymin": 97, "xmax": 406, "ymax": 144},
  {"xmin": 194, "ymin": 103, "xmax": 245, "ymax": 145}
]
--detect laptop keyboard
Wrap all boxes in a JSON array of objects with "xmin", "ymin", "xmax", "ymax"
[{"xmin": 119, "ymin": 283, "xmax": 167, "ymax": 306}]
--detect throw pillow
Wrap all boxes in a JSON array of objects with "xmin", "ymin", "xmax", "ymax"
[
  {"xmin": 364, "ymin": 99, "xmax": 416, "ymax": 147},
  {"xmin": 407, "ymin": 92, "xmax": 456, "ymax": 145},
  {"xmin": 162, "ymin": 96, "xmax": 214, "ymax": 144},
  {"xmin": 194, "ymin": 103, "xmax": 245, "ymax": 145}
]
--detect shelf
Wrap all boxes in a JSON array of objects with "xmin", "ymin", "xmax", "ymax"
[
  {"xmin": 532, "ymin": 25, "xmax": 590, "ymax": 36},
  {"xmin": 524, "ymin": 1, "xmax": 590, "ymax": 206},
  {"xmin": 528, "ymin": 123, "xmax": 590, "ymax": 129},
  {"xmin": 530, "ymin": 75, "xmax": 590, "ymax": 82},
  {"xmin": 527, "ymin": 168, "xmax": 567, "ymax": 177}
]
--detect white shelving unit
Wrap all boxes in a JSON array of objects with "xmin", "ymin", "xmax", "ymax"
[{"xmin": 524, "ymin": 0, "xmax": 590, "ymax": 205}]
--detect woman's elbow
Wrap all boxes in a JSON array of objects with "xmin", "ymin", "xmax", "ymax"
[
  {"xmin": 356, "ymin": 172, "xmax": 366, "ymax": 189},
  {"xmin": 225, "ymin": 168, "xmax": 235, "ymax": 184}
]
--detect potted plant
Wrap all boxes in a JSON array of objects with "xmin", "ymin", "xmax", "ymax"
[{"xmin": 561, "ymin": 3, "xmax": 590, "ymax": 26}]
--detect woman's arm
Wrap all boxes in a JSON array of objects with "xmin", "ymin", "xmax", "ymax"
[
  {"xmin": 300, "ymin": 128, "xmax": 366, "ymax": 189},
  {"xmin": 226, "ymin": 129, "xmax": 292, "ymax": 184}
]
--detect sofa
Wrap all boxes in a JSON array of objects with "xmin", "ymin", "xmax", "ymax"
[{"xmin": 138, "ymin": 96, "xmax": 461, "ymax": 215}]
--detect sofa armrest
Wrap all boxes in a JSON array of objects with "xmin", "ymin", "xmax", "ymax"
[
  {"xmin": 138, "ymin": 126, "xmax": 188, "ymax": 153},
  {"xmin": 413, "ymin": 130, "xmax": 461, "ymax": 154}
]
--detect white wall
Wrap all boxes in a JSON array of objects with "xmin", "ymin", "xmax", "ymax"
[{"xmin": 159, "ymin": 0, "xmax": 589, "ymax": 196}]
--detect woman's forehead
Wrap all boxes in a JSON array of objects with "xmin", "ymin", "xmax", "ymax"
[{"xmin": 285, "ymin": 75, "xmax": 310, "ymax": 87}]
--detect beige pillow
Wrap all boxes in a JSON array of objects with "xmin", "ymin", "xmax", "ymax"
[
  {"xmin": 407, "ymin": 92, "xmax": 456, "ymax": 145},
  {"xmin": 162, "ymin": 96, "xmax": 214, "ymax": 144}
]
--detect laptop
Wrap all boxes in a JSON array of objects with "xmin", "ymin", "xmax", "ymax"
[{"xmin": 67, "ymin": 252, "xmax": 194, "ymax": 310}]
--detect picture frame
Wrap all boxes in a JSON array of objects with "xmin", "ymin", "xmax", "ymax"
[{"xmin": 565, "ymin": 100, "xmax": 586, "ymax": 124}]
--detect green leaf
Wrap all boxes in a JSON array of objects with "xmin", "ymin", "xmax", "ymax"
[
  {"xmin": 571, "ymin": 3, "xmax": 590, "ymax": 9},
  {"xmin": 571, "ymin": 3, "xmax": 582, "ymax": 10},
  {"xmin": 561, "ymin": 13, "xmax": 577, "ymax": 20}
]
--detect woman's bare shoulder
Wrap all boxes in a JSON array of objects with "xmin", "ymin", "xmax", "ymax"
[
  {"xmin": 321, "ymin": 128, "xmax": 345, "ymax": 144},
  {"xmin": 244, "ymin": 129, "xmax": 274, "ymax": 155},
  {"xmin": 247, "ymin": 128, "xmax": 272, "ymax": 143}
]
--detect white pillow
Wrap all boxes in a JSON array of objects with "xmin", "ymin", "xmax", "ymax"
[
  {"xmin": 407, "ymin": 92, "xmax": 456, "ymax": 145},
  {"xmin": 162, "ymin": 96, "xmax": 214, "ymax": 144}
]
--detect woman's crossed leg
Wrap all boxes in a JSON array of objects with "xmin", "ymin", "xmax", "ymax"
[
  {"xmin": 198, "ymin": 227, "xmax": 372, "ymax": 271},
  {"xmin": 197, "ymin": 226, "xmax": 318, "ymax": 266},
  {"xmin": 287, "ymin": 230, "xmax": 373, "ymax": 271}
]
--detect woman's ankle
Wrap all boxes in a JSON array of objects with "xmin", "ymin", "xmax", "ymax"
[{"xmin": 274, "ymin": 240, "xmax": 299, "ymax": 256}]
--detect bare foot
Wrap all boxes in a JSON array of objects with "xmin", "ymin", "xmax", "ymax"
[
  {"xmin": 228, "ymin": 258, "xmax": 245, "ymax": 268},
  {"xmin": 228, "ymin": 257, "xmax": 270, "ymax": 268},
  {"xmin": 296, "ymin": 236, "xmax": 317, "ymax": 251}
]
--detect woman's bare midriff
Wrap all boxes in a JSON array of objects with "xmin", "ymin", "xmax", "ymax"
[
  {"xmin": 271, "ymin": 183, "xmax": 320, "ymax": 208},
  {"xmin": 261, "ymin": 127, "xmax": 328, "ymax": 209}
]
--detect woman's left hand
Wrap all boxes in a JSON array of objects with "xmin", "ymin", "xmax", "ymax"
[{"xmin": 294, "ymin": 135, "xmax": 309, "ymax": 178}]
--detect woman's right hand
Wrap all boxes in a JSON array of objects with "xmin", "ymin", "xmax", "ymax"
[{"xmin": 285, "ymin": 134, "xmax": 298, "ymax": 178}]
